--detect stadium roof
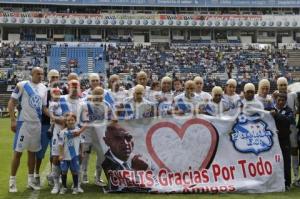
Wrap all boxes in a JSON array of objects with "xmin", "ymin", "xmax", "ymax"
[{"xmin": 1, "ymin": 0, "xmax": 300, "ymax": 8}]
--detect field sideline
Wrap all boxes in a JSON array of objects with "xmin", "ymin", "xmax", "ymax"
[{"xmin": 0, "ymin": 118, "xmax": 300, "ymax": 199}]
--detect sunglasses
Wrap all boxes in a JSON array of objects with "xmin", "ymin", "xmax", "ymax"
[{"xmin": 113, "ymin": 134, "xmax": 133, "ymax": 142}]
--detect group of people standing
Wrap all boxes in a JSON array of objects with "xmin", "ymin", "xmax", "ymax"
[{"xmin": 7, "ymin": 67, "xmax": 300, "ymax": 193}]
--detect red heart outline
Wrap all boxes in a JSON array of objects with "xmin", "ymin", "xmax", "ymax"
[{"xmin": 146, "ymin": 118, "xmax": 218, "ymax": 172}]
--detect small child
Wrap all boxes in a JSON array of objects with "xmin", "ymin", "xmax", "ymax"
[
  {"xmin": 49, "ymin": 87, "xmax": 63, "ymax": 130},
  {"xmin": 48, "ymin": 87, "xmax": 64, "ymax": 194},
  {"xmin": 58, "ymin": 112, "xmax": 83, "ymax": 194}
]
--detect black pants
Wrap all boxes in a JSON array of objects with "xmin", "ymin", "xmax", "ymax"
[{"xmin": 279, "ymin": 138, "xmax": 291, "ymax": 187}]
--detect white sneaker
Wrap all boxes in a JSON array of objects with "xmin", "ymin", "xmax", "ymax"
[
  {"xmin": 27, "ymin": 181, "xmax": 41, "ymax": 191},
  {"xmin": 77, "ymin": 185, "xmax": 84, "ymax": 193},
  {"xmin": 47, "ymin": 174, "xmax": 54, "ymax": 186},
  {"xmin": 95, "ymin": 179, "xmax": 106, "ymax": 187},
  {"xmin": 9, "ymin": 180, "xmax": 17, "ymax": 193},
  {"xmin": 82, "ymin": 174, "xmax": 89, "ymax": 184},
  {"xmin": 72, "ymin": 188, "xmax": 79, "ymax": 195},
  {"xmin": 51, "ymin": 184, "xmax": 60, "ymax": 194},
  {"xmin": 59, "ymin": 187, "xmax": 67, "ymax": 194}
]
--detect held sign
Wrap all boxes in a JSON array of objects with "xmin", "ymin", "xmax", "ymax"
[{"xmin": 98, "ymin": 112, "xmax": 284, "ymax": 193}]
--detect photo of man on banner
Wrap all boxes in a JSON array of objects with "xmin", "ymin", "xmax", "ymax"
[{"xmin": 102, "ymin": 122, "xmax": 152, "ymax": 192}]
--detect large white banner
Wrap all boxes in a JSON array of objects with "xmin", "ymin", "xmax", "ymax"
[{"xmin": 96, "ymin": 112, "xmax": 285, "ymax": 193}]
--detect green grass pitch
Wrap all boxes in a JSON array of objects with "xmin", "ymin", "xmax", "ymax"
[{"xmin": 0, "ymin": 118, "xmax": 300, "ymax": 199}]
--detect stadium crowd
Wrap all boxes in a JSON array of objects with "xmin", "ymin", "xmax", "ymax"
[
  {"xmin": 0, "ymin": 42, "xmax": 294, "ymax": 90},
  {"xmin": 0, "ymin": 42, "xmax": 48, "ymax": 72},
  {"xmin": 107, "ymin": 45, "xmax": 290, "ymax": 87},
  {"xmin": 6, "ymin": 67, "xmax": 300, "ymax": 194}
]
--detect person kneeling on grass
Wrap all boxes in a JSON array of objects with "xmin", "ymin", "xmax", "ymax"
[{"xmin": 58, "ymin": 112, "xmax": 83, "ymax": 194}]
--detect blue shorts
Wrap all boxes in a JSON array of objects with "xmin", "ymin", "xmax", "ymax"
[
  {"xmin": 36, "ymin": 124, "xmax": 51, "ymax": 160},
  {"xmin": 60, "ymin": 156, "xmax": 80, "ymax": 173}
]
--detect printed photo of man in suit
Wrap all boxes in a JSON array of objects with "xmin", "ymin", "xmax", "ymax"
[{"xmin": 102, "ymin": 122, "xmax": 150, "ymax": 191}]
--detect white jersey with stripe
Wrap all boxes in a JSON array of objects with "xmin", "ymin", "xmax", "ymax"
[
  {"xmin": 11, "ymin": 80, "xmax": 47, "ymax": 122},
  {"xmin": 147, "ymin": 90, "xmax": 161, "ymax": 103},
  {"xmin": 156, "ymin": 91, "xmax": 174, "ymax": 116},
  {"xmin": 49, "ymin": 101, "xmax": 64, "ymax": 135},
  {"xmin": 254, "ymin": 94, "xmax": 273, "ymax": 109},
  {"xmin": 79, "ymin": 102, "xmax": 110, "ymax": 143},
  {"xmin": 49, "ymin": 101, "xmax": 63, "ymax": 117},
  {"xmin": 80, "ymin": 101, "xmax": 111, "ymax": 124},
  {"xmin": 205, "ymin": 99, "xmax": 230, "ymax": 116},
  {"xmin": 195, "ymin": 91, "xmax": 212, "ymax": 102},
  {"xmin": 174, "ymin": 93, "xmax": 199, "ymax": 113},
  {"xmin": 107, "ymin": 89, "xmax": 129, "ymax": 105},
  {"xmin": 122, "ymin": 97, "xmax": 154, "ymax": 119},
  {"xmin": 195, "ymin": 91, "xmax": 212, "ymax": 109},
  {"xmin": 60, "ymin": 95, "xmax": 84, "ymax": 124},
  {"xmin": 59, "ymin": 128, "xmax": 82, "ymax": 160},
  {"xmin": 223, "ymin": 93, "xmax": 241, "ymax": 109},
  {"xmin": 241, "ymin": 98, "xmax": 264, "ymax": 115}
]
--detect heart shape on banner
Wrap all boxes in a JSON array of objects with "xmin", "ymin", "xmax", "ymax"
[{"xmin": 146, "ymin": 118, "xmax": 219, "ymax": 172}]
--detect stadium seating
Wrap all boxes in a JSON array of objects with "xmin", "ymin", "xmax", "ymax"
[
  {"xmin": 49, "ymin": 45, "xmax": 105, "ymax": 75},
  {"xmin": 0, "ymin": 41, "xmax": 297, "ymax": 86},
  {"xmin": 49, "ymin": 47, "xmax": 61, "ymax": 71},
  {"xmin": 106, "ymin": 45, "xmax": 293, "ymax": 86}
]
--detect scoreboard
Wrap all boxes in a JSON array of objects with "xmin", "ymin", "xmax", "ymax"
[{"xmin": 0, "ymin": 0, "xmax": 300, "ymax": 7}]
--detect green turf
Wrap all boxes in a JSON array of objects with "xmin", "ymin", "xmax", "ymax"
[{"xmin": 0, "ymin": 118, "xmax": 300, "ymax": 199}]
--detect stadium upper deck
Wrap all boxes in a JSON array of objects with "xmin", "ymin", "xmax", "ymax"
[
  {"xmin": 1, "ymin": 0, "xmax": 300, "ymax": 8},
  {"xmin": 1, "ymin": 0, "xmax": 300, "ymax": 44}
]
